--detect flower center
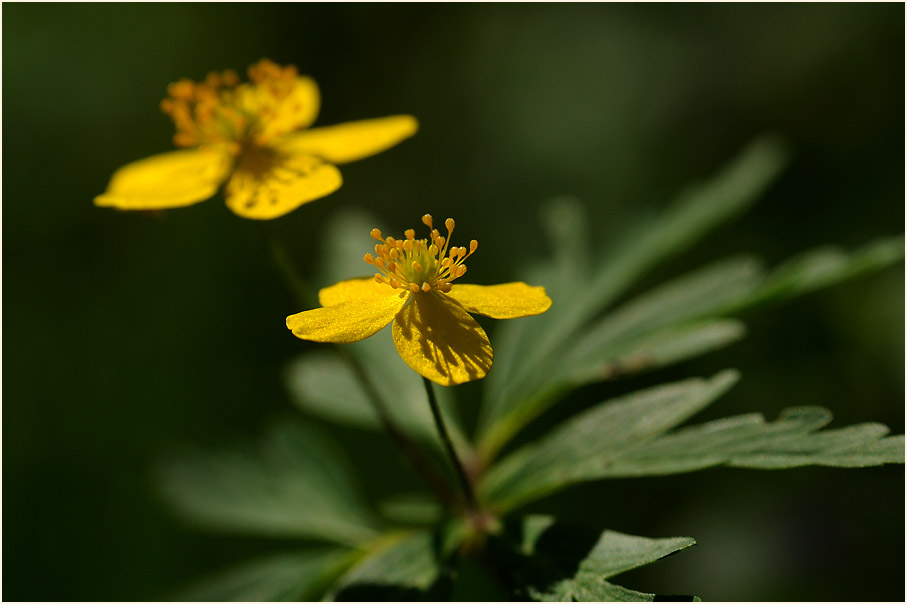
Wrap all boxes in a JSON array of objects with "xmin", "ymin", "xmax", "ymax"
[
  {"xmin": 365, "ymin": 214, "xmax": 478, "ymax": 294},
  {"xmin": 160, "ymin": 59, "xmax": 301, "ymax": 151}
]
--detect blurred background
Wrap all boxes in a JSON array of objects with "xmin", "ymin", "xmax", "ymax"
[{"xmin": 3, "ymin": 3, "xmax": 903, "ymax": 600}]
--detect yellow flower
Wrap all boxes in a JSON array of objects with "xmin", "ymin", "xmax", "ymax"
[
  {"xmin": 286, "ymin": 215, "xmax": 552, "ymax": 386},
  {"xmin": 94, "ymin": 59, "xmax": 418, "ymax": 220}
]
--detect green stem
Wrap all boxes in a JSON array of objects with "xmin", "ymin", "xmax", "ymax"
[
  {"xmin": 263, "ymin": 226, "xmax": 458, "ymax": 507},
  {"xmin": 423, "ymin": 377, "xmax": 477, "ymax": 510}
]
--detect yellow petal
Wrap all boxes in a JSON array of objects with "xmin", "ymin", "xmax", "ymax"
[
  {"xmin": 278, "ymin": 115, "xmax": 418, "ymax": 164},
  {"xmin": 241, "ymin": 76, "xmax": 321, "ymax": 141},
  {"xmin": 287, "ymin": 290, "xmax": 408, "ymax": 344},
  {"xmin": 392, "ymin": 293, "xmax": 493, "ymax": 386},
  {"xmin": 225, "ymin": 147, "xmax": 342, "ymax": 220},
  {"xmin": 94, "ymin": 146, "xmax": 232, "ymax": 210},
  {"xmin": 319, "ymin": 278, "xmax": 397, "ymax": 307},
  {"xmin": 445, "ymin": 282, "xmax": 552, "ymax": 319}
]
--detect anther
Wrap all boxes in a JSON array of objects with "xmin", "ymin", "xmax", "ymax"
[
  {"xmin": 412, "ymin": 261, "xmax": 423, "ymax": 272},
  {"xmin": 370, "ymin": 228, "xmax": 383, "ymax": 241},
  {"xmin": 445, "ymin": 218, "xmax": 455, "ymax": 233},
  {"xmin": 421, "ymin": 282, "xmax": 431, "ymax": 292},
  {"xmin": 422, "ymin": 214, "xmax": 433, "ymax": 229},
  {"xmin": 364, "ymin": 253, "xmax": 375, "ymax": 265},
  {"xmin": 409, "ymin": 283, "xmax": 421, "ymax": 293},
  {"xmin": 404, "ymin": 228, "xmax": 416, "ymax": 240},
  {"xmin": 470, "ymin": 240, "xmax": 479, "ymax": 253}
]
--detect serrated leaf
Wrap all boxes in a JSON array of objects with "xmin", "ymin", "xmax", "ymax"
[
  {"xmin": 479, "ymin": 234, "xmax": 905, "ymax": 461},
  {"xmin": 504, "ymin": 515, "xmax": 697, "ymax": 602},
  {"xmin": 479, "ymin": 258, "xmax": 759, "ymax": 458},
  {"xmin": 155, "ymin": 421, "xmax": 380, "ymax": 545},
  {"xmin": 481, "ymin": 135, "xmax": 789, "ymax": 448},
  {"xmin": 172, "ymin": 549, "xmax": 353, "ymax": 602},
  {"xmin": 328, "ymin": 530, "xmax": 448, "ymax": 601},
  {"xmin": 481, "ymin": 371, "xmax": 740, "ymax": 511}
]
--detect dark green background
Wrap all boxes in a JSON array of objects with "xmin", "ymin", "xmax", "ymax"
[{"xmin": 3, "ymin": 3, "xmax": 903, "ymax": 600}]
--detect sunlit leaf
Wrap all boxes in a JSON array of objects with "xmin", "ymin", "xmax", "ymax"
[
  {"xmin": 481, "ymin": 135, "xmax": 789, "ymax": 447},
  {"xmin": 504, "ymin": 515, "xmax": 697, "ymax": 602},
  {"xmin": 328, "ymin": 530, "xmax": 449, "ymax": 601},
  {"xmin": 155, "ymin": 421, "xmax": 380, "ymax": 545},
  {"xmin": 481, "ymin": 371, "xmax": 740, "ymax": 511}
]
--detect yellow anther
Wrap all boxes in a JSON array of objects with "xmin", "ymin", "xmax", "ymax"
[
  {"xmin": 409, "ymin": 283, "xmax": 421, "ymax": 293},
  {"xmin": 469, "ymin": 240, "xmax": 478, "ymax": 253},
  {"xmin": 364, "ymin": 253, "xmax": 375, "ymax": 265},
  {"xmin": 429, "ymin": 244, "xmax": 439, "ymax": 256},
  {"xmin": 375, "ymin": 257, "xmax": 386, "ymax": 268},
  {"xmin": 422, "ymin": 214, "xmax": 433, "ymax": 229},
  {"xmin": 404, "ymin": 228, "xmax": 416, "ymax": 240},
  {"xmin": 457, "ymin": 265, "xmax": 468, "ymax": 277},
  {"xmin": 421, "ymin": 282, "xmax": 431, "ymax": 292},
  {"xmin": 441, "ymin": 258, "xmax": 452, "ymax": 268},
  {"xmin": 389, "ymin": 248, "xmax": 399, "ymax": 260},
  {"xmin": 370, "ymin": 228, "xmax": 384, "ymax": 241},
  {"xmin": 458, "ymin": 246, "xmax": 466, "ymax": 257},
  {"xmin": 386, "ymin": 236, "xmax": 396, "ymax": 247},
  {"xmin": 445, "ymin": 218, "xmax": 455, "ymax": 233},
  {"xmin": 412, "ymin": 261, "xmax": 423, "ymax": 272},
  {"xmin": 403, "ymin": 240, "xmax": 413, "ymax": 253}
]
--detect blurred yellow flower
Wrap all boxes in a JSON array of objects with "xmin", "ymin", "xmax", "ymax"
[
  {"xmin": 286, "ymin": 215, "xmax": 552, "ymax": 385},
  {"xmin": 95, "ymin": 59, "xmax": 418, "ymax": 220}
]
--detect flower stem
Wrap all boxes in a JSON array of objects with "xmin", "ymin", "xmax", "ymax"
[
  {"xmin": 423, "ymin": 377, "xmax": 477, "ymax": 510},
  {"xmin": 262, "ymin": 225, "xmax": 458, "ymax": 507}
]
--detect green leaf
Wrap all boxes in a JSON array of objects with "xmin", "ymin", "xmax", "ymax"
[
  {"xmin": 327, "ymin": 530, "xmax": 449, "ymax": 601},
  {"xmin": 172, "ymin": 548, "xmax": 353, "ymax": 602},
  {"xmin": 479, "ymin": 235, "xmax": 904, "ymax": 462},
  {"xmin": 155, "ymin": 421, "xmax": 380, "ymax": 545},
  {"xmin": 481, "ymin": 371, "xmax": 740, "ymax": 511},
  {"xmin": 504, "ymin": 515, "xmax": 697, "ymax": 602},
  {"xmin": 377, "ymin": 492, "xmax": 443, "ymax": 526},
  {"xmin": 481, "ymin": 259, "xmax": 757, "ymax": 454},
  {"xmin": 599, "ymin": 410, "xmax": 904, "ymax": 475},
  {"xmin": 567, "ymin": 319, "xmax": 747, "ymax": 384},
  {"xmin": 722, "ymin": 236, "xmax": 906, "ymax": 313},
  {"xmin": 284, "ymin": 331, "xmax": 466, "ymax": 452},
  {"xmin": 481, "ymin": 135, "xmax": 789, "ymax": 452}
]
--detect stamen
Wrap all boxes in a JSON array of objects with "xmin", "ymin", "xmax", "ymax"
[{"xmin": 361, "ymin": 214, "xmax": 479, "ymax": 295}]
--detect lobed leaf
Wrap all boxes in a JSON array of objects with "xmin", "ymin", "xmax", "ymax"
[
  {"xmin": 155, "ymin": 421, "xmax": 380, "ymax": 545},
  {"xmin": 327, "ymin": 530, "xmax": 448, "ymax": 601},
  {"xmin": 479, "ymin": 235, "xmax": 904, "ymax": 462},
  {"xmin": 480, "ymin": 135, "xmax": 789, "ymax": 452},
  {"xmin": 481, "ymin": 371, "xmax": 740, "ymax": 511},
  {"xmin": 506, "ymin": 515, "xmax": 698, "ymax": 602}
]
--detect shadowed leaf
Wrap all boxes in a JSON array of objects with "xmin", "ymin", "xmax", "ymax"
[{"xmin": 155, "ymin": 421, "xmax": 380, "ymax": 545}]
